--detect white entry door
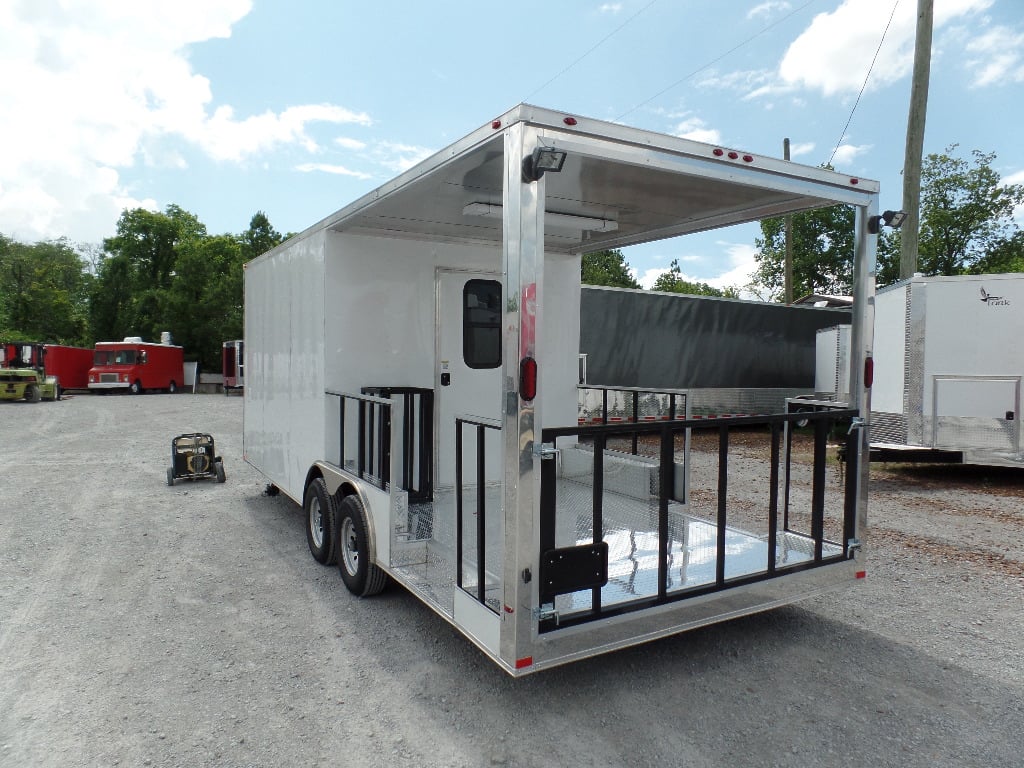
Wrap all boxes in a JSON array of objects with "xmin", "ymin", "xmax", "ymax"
[{"xmin": 436, "ymin": 270, "xmax": 504, "ymax": 489}]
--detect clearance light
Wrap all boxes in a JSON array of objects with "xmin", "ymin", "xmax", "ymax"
[
  {"xmin": 563, "ymin": 116, "xmax": 578, "ymax": 126},
  {"xmin": 515, "ymin": 656, "xmax": 534, "ymax": 669},
  {"xmin": 520, "ymin": 357, "xmax": 537, "ymax": 401},
  {"xmin": 855, "ymin": 571, "xmax": 867, "ymax": 579},
  {"xmin": 864, "ymin": 357, "xmax": 874, "ymax": 388}
]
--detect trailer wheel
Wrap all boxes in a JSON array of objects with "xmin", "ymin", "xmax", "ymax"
[
  {"xmin": 130, "ymin": 380, "xmax": 142, "ymax": 395},
  {"xmin": 214, "ymin": 460, "xmax": 226, "ymax": 483},
  {"xmin": 304, "ymin": 478, "xmax": 336, "ymax": 565},
  {"xmin": 167, "ymin": 467, "xmax": 175, "ymax": 486},
  {"xmin": 168, "ymin": 381, "xmax": 178, "ymax": 394},
  {"xmin": 336, "ymin": 495, "xmax": 388, "ymax": 596},
  {"xmin": 26, "ymin": 384, "xmax": 41, "ymax": 403}
]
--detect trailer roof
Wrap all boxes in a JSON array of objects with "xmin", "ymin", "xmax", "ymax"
[{"xmin": 288, "ymin": 104, "xmax": 879, "ymax": 256}]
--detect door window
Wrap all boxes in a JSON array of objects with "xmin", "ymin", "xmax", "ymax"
[{"xmin": 463, "ymin": 279, "xmax": 502, "ymax": 369}]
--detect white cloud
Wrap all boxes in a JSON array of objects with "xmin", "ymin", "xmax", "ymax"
[
  {"xmin": 335, "ymin": 137, "xmax": 369, "ymax": 151},
  {"xmin": 373, "ymin": 142, "xmax": 435, "ymax": 173},
  {"xmin": 747, "ymin": 2, "xmax": 792, "ymax": 22},
  {"xmin": 673, "ymin": 115, "xmax": 722, "ymax": 145},
  {"xmin": 599, "ymin": 3, "xmax": 623, "ymax": 13},
  {"xmin": 789, "ymin": 142, "xmax": 816, "ymax": 157},
  {"xmin": 769, "ymin": 0, "xmax": 992, "ymax": 97},
  {"xmin": 830, "ymin": 142, "xmax": 873, "ymax": 167},
  {"xmin": 965, "ymin": 26, "xmax": 1024, "ymax": 85},
  {"xmin": 295, "ymin": 163, "xmax": 373, "ymax": 180},
  {"xmin": 635, "ymin": 242, "xmax": 759, "ymax": 296},
  {"xmin": 0, "ymin": 0, "xmax": 371, "ymax": 243}
]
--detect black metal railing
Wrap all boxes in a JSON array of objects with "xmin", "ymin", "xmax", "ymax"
[
  {"xmin": 455, "ymin": 415, "xmax": 502, "ymax": 612},
  {"xmin": 538, "ymin": 407, "xmax": 859, "ymax": 632},
  {"xmin": 326, "ymin": 387, "xmax": 433, "ymax": 499},
  {"xmin": 577, "ymin": 385, "xmax": 687, "ymax": 456}
]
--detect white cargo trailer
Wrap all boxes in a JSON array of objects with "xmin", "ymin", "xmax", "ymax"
[
  {"xmin": 244, "ymin": 104, "xmax": 880, "ymax": 675},
  {"xmin": 867, "ymin": 273, "xmax": 1023, "ymax": 466}
]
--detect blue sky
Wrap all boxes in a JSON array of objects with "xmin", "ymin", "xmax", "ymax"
[{"xmin": 1, "ymin": 0, "xmax": 1021, "ymax": 292}]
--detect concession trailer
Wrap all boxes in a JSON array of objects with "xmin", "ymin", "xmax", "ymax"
[
  {"xmin": 88, "ymin": 338, "xmax": 185, "ymax": 394},
  {"xmin": 817, "ymin": 273, "xmax": 1024, "ymax": 466},
  {"xmin": 243, "ymin": 104, "xmax": 881, "ymax": 675}
]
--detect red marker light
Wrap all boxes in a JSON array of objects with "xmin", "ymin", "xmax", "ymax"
[
  {"xmin": 850, "ymin": 178, "xmax": 859, "ymax": 185},
  {"xmin": 520, "ymin": 357, "xmax": 537, "ymax": 401},
  {"xmin": 728, "ymin": 151, "xmax": 739, "ymax": 159},
  {"xmin": 742, "ymin": 155, "xmax": 753, "ymax": 163},
  {"xmin": 515, "ymin": 656, "xmax": 534, "ymax": 669},
  {"xmin": 855, "ymin": 571, "xmax": 866, "ymax": 579},
  {"xmin": 713, "ymin": 148, "xmax": 724, "ymax": 156},
  {"xmin": 492, "ymin": 120, "xmax": 502, "ymax": 129},
  {"xmin": 563, "ymin": 116, "xmax": 578, "ymax": 126},
  {"xmin": 864, "ymin": 356, "xmax": 874, "ymax": 389}
]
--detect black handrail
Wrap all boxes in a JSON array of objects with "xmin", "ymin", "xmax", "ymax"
[
  {"xmin": 539, "ymin": 408, "xmax": 858, "ymax": 632},
  {"xmin": 455, "ymin": 415, "xmax": 501, "ymax": 611}
]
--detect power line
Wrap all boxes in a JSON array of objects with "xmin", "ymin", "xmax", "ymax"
[
  {"xmin": 523, "ymin": 0, "xmax": 660, "ymax": 103},
  {"xmin": 617, "ymin": 0, "xmax": 821, "ymax": 122},
  {"xmin": 827, "ymin": 0, "xmax": 901, "ymax": 166}
]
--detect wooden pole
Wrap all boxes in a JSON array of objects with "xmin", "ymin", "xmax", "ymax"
[
  {"xmin": 784, "ymin": 138, "xmax": 793, "ymax": 303},
  {"xmin": 900, "ymin": 0, "xmax": 934, "ymax": 279}
]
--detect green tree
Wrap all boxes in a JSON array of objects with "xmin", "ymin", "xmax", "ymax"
[
  {"xmin": 0, "ymin": 235, "xmax": 92, "ymax": 343},
  {"xmin": 651, "ymin": 258, "xmax": 737, "ymax": 297},
  {"xmin": 166, "ymin": 234, "xmax": 246, "ymax": 370},
  {"xmin": 877, "ymin": 146, "xmax": 1024, "ymax": 285},
  {"xmin": 242, "ymin": 211, "xmax": 284, "ymax": 261},
  {"xmin": 581, "ymin": 249, "xmax": 640, "ymax": 289},
  {"xmin": 90, "ymin": 205, "xmax": 207, "ymax": 342},
  {"xmin": 752, "ymin": 203, "xmax": 855, "ymax": 300}
]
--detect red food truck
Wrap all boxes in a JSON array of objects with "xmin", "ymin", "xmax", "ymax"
[{"xmin": 88, "ymin": 338, "xmax": 184, "ymax": 394}]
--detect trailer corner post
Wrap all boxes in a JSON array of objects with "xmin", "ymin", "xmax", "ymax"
[
  {"xmin": 849, "ymin": 200, "xmax": 879, "ymax": 542},
  {"xmin": 500, "ymin": 123, "xmax": 545, "ymax": 670}
]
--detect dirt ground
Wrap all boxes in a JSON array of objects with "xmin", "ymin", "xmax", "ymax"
[{"xmin": 1, "ymin": 394, "xmax": 1022, "ymax": 768}]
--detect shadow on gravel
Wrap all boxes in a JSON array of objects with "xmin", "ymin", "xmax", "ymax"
[
  {"xmin": 349, "ymin": 587, "xmax": 1022, "ymax": 768},
  {"xmin": 871, "ymin": 463, "xmax": 1024, "ymax": 496}
]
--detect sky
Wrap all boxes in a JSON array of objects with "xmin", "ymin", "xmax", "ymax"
[{"xmin": 1, "ymin": 0, "xmax": 1022, "ymax": 293}]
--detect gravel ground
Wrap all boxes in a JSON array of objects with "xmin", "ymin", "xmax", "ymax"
[{"xmin": 1, "ymin": 394, "xmax": 1022, "ymax": 768}]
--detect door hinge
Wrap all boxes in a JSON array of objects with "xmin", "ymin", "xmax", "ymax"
[{"xmin": 533, "ymin": 442, "xmax": 559, "ymax": 460}]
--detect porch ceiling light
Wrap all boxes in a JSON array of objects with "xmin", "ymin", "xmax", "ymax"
[
  {"xmin": 462, "ymin": 202, "xmax": 618, "ymax": 232},
  {"xmin": 522, "ymin": 146, "xmax": 567, "ymax": 182},
  {"xmin": 868, "ymin": 209, "xmax": 908, "ymax": 234}
]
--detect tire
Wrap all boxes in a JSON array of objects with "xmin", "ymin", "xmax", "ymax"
[
  {"xmin": 56, "ymin": 386, "xmax": 62, "ymax": 401},
  {"xmin": 167, "ymin": 467, "xmax": 175, "ymax": 486},
  {"xmin": 214, "ymin": 460, "xmax": 226, "ymax": 483},
  {"xmin": 130, "ymin": 380, "xmax": 142, "ymax": 395},
  {"xmin": 336, "ymin": 494, "xmax": 388, "ymax": 596},
  {"xmin": 304, "ymin": 478, "xmax": 336, "ymax": 565},
  {"xmin": 168, "ymin": 380, "xmax": 178, "ymax": 394},
  {"xmin": 26, "ymin": 384, "xmax": 41, "ymax": 403}
]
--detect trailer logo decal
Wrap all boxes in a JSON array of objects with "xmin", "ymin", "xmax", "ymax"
[{"xmin": 980, "ymin": 287, "xmax": 1010, "ymax": 306}]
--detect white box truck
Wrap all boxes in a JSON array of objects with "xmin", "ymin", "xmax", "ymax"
[
  {"xmin": 244, "ymin": 104, "xmax": 880, "ymax": 675},
  {"xmin": 868, "ymin": 273, "xmax": 1023, "ymax": 466}
]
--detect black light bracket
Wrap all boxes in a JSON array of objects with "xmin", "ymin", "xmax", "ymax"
[
  {"xmin": 868, "ymin": 209, "xmax": 909, "ymax": 234},
  {"xmin": 522, "ymin": 146, "xmax": 567, "ymax": 183}
]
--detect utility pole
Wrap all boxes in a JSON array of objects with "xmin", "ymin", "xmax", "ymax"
[
  {"xmin": 900, "ymin": 0, "xmax": 934, "ymax": 279},
  {"xmin": 784, "ymin": 138, "xmax": 793, "ymax": 303}
]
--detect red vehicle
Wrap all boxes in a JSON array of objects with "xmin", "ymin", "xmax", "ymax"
[
  {"xmin": 88, "ymin": 339, "xmax": 184, "ymax": 394},
  {"xmin": 42, "ymin": 345, "xmax": 94, "ymax": 392},
  {"xmin": 222, "ymin": 340, "xmax": 244, "ymax": 395}
]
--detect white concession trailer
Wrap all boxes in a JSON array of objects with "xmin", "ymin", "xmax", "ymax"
[
  {"xmin": 244, "ymin": 104, "xmax": 880, "ymax": 675},
  {"xmin": 866, "ymin": 273, "xmax": 1023, "ymax": 466}
]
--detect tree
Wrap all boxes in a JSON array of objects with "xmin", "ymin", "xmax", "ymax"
[
  {"xmin": 651, "ymin": 259, "xmax": 737, "ymax": 298},
  {"xmin": 752, "ymin": 204, "xmax": 855, "ymax": 300},
  {"xmin": 0, "ymin": 235, "xmax": 92, "ymax": 343},
  {"xmin": 877, "ymin": 146, "xmax": 1024, "ymax": 285},
  {"xmin": 242, "ymin": 211, "xmax": 284, "ymax": 261},
  {"xmin": 90, "ymin": 205, "xmax": 207, "ymax": 342},
  {"xmin": 581, "ymin": 249, "xmax": 640, "ymax": 289}
]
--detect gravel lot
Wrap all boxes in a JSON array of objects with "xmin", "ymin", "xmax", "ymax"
[{"xmin": 1, "ymin": 393, "xmax": 1022, "ymax": 768}]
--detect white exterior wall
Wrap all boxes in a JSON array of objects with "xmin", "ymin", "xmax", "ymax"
[
  {"xmin": 244, "ymin": 231, "xmax": 327, "ymax": 503},
  {"xmin": 871, "ymin": 283, "xmax": 909, "ymax": 414}
]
